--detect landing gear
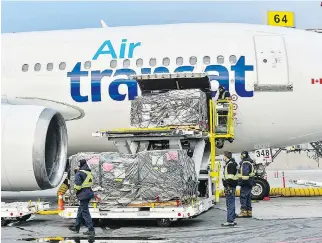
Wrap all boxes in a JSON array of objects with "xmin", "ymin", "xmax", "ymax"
[{"xmin": 251, "ymin": 178, "xmax": 270, "ymax": 200}]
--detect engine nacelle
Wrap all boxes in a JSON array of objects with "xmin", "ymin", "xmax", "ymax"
[{"xmin": 1, "ymin": 104, "xmax": 68, "ymax": 191}]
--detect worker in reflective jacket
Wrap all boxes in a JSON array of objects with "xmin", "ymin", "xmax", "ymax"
[
  {"xmin": 69, "ymin": 159, "xmax": 95, "ymax": 236},
  {"xmin": 221, "ymin": 151, "xmax": 238, "ymax": 227},
  {"xmin": 218, "ymin": 86, "xmax": 231, "ymax": 100},
  {"xmin": 217, "ymin": 86, "xmax": 231, "ymax": 126},
  {"xmin": 237, "ymin": 151, "xmax": 255, "ymax": 218}
]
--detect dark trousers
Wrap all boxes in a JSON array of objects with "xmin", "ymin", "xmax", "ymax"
[
  {"xmin": 225, "ymin": 187, "xmax": 236, "ymax": 223},
  {"xmin": 240, "ymin": 186, "xmax": 252, "ymax": 211},
  {"xmin": 75, "ymin": 199, "xmax": 94, "ymax": 231}
]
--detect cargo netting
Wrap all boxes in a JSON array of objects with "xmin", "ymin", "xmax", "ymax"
[
  {"xmin": 67, "ymin": 150, "xmax": 198, "ymax": 208},
  {"xmin": 130, "ymin": 89, "xmax": 208, "ymax": 131}
]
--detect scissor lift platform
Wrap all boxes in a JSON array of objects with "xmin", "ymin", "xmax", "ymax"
[{"xmin": 60, "ymin": 72, "xmax": 235, "ymax": 227}]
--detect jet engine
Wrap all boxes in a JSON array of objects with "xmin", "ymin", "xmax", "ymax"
[{"xmin": 1, "ymin": 104, "xmax": 68, "ymax": 191}]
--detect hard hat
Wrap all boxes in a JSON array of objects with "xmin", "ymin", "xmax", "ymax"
[
  {"xmin": 241, "ymin": 151, "xmax": 249, "ymax": 158},
  {"xmin": 78, "ymin": 159, "xmax": 87, "ymax": 167}
]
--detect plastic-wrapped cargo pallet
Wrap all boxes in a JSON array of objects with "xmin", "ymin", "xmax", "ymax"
[
  {"xmin": 130, "ymin": 89, "xmax": 208, "ymax": 130},
  {"xmin": 68, "ymin": 150, "xmax": 198, "ymax": 208}
]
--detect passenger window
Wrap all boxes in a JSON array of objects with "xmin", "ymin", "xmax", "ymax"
[
  {"xmin": 189, "ymin": 56, "xmax": 197, "ymax": 65},
  {"xmin": 176, "ymin": 57, "xmax": 183, "ymax": 66},
  {"xmin": 149, "ymin": 58, "xmax": 156, "ymax": 67},
  {"xmin": 203, "ymin": 56, "xmax": 210, "ymax": 64},
  {"xmin": 34, "ymin": 63, "xmax": 41, "ymax": 71},
  {"xmin": 229, "ymin": 55, "xmax": 237, "ymax": 64},
  {"xmin": 22, "ymin": 64, "xmax": 29, "ymax": 72},
  {"xmin": 162, "ymin": 57, "xmax": 170, "ymax": 66},
  {"xmin": 47, "ymin": 63, "xmax": 53, "ymax": 71},
  {"xmin": 136, "ymin": 58, "xmax": 143, "ymax": 67},
  {"xmin": 123, "ymin": 59, "xmax": 130, "ymax": 68},
  {"xmin": 59, "ymin": 62, "xmax": 66, "ymax": 70},
  {"xmin": 217, "ymin": 55, "xmax": 224, "ymax": 64},
  {"xmin": 110, "ymin": 60, "xmax": 117, "ymax": 68},
  {"xmin": 84, "ymin": 61, "xmax": 91, "ymax": 69}
]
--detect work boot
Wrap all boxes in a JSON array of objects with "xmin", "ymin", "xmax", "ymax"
[
  {"xmin": 221, "ymin": 222, "xmax": 235, "ymax": 227},
  {"xmin": 68, "ymin": 226, "xmax": 79, "ymax": 233},
  {"xmin": 83, "ymin": 230, "xmax": 95, "ymax": 236},
  {"xmin": 247, "ymin": 210, "xmax": 252, "ymax": 217},
  {"xmin": 236, "ymin": 209, "xmax": 250, "ymax": 218}
]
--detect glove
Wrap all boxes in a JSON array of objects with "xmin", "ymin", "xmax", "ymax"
[{"xmin": 224, "ymin": 186, "xmax": 233, "ymax": 195}]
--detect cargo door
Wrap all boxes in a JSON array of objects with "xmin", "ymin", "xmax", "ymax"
[
  {"xmin": 254, "ymin": 35, "xmax": 290, "ymax": 85},
  {"xmin": 131, "ymin": 73, "xmax": 211, "ymax": 95}
]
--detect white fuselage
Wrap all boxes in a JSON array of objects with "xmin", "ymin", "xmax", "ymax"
[{"xmin": 2, "ymin": 23, "xmax": 322, "ymax": 155}]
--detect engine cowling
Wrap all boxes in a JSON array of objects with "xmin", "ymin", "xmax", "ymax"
[{"xmin": 1, "ymin": 104, "xmax": 68, "ymax": 191}]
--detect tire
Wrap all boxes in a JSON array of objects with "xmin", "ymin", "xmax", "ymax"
[
  {"xmin": 16, "ymin": 214, "xmax": 31, "ymax": 222},
  {"xmin": 262, "ymin": 179, "xmax": 270, "ymax": 197},
  {"xmin": 251, "ymin": 178, "xmax": 268, "ymax": 200},
  {"xmin": 156, "ymin": 218, "xmax": 171, "ymax": 227}
]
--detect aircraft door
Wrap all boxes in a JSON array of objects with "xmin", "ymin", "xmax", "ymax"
[{"xmin": 254, "ymin": 35, "xmax": 290, "ymax": 85}]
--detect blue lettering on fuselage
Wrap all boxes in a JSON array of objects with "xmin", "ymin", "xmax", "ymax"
[
  {"xmin": 69, "ymin": 40, "xmax": 254, "ymax": 102},
  {"xmin": 68, "ymin": 57, "xmax": 254, "ymax": 102}
]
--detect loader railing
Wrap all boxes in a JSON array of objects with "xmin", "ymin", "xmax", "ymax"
[{"xmin": 213, "ymin": 99, "xmax": 235, "ymax": 139}]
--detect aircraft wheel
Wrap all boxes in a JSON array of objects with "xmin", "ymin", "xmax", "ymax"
[
  {"xmin": 251, "ymin": 178, "xmax": 268, "ymax": 200},
  {"xmin": 262, "ymin": 179, "xmax": 270, "ymax": 197}
]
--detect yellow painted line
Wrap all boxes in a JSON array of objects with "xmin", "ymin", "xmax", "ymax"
[
  {"xmin": 219, "ymin": 187, "xmax": 322, "ymax": 198},
  {"xmin": 37, "ymin": 210, "xmax": 63, "ymax": 215}
]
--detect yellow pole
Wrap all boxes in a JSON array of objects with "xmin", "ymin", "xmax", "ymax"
[
  {"xmin": 209, "ymin": 100, "xmax": 214, "ymax": 172},
  {"xmin": 209, "ymin": 100, "xmax": 219, "ymax": 202}
]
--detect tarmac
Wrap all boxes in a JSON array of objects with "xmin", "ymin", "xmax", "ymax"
[{"xmin": 2, "ymin": 197, "xmax": 322, "ymax": 243}]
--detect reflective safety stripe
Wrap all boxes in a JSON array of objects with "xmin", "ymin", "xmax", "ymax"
[
  {"xmin": 223, "ymin": 161, "xmax": 238, "ymax": 180},
  {"xmin": 239, "ymin": 161, "xmax": 255, "ymax": 180},
  {"xmin": 57, "ymin": 183, "xmax": 68, "ymax": 195},
  {"xmin": 74, "ymin": 170, "xmax": 94, "ymax": 190}
]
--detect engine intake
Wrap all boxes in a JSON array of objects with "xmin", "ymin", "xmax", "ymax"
[{"xmin": 1, "ymin": 104, "xmax": 68, "ymax": 191}]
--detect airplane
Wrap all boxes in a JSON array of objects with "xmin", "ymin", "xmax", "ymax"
[{"xmin": 1, "ymin": 23, "xmax": 322, "ymax": 192}]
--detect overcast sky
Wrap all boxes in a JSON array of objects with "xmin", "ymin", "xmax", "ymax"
[{"xmin": 1, "ymin": 1, "xmax": 322, "ymax": 33}]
